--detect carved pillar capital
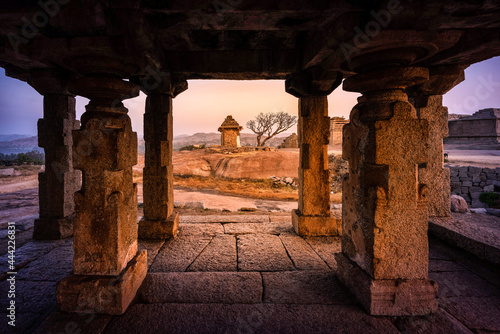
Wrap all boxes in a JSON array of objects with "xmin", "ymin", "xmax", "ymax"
[
  {"xmin": 408, "ymin": 65, "xmax": 465, "ymax": 108},
  {"xmin": 285, "ymin": 66, "xmax": 343, "ymax": 97},
  {"xmin": 131, "ymin": 71, "xmax": 188, "ymax": 97},
  {"xmin": 28, "ymin": 68, "xmax": 74, "ymax": 96}
]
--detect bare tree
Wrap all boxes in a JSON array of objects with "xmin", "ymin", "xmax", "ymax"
[{"xmin": 246, "ymin": 112, "xmax": 297, "ymax": 146}]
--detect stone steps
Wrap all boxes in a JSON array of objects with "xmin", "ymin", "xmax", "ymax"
[
  {"xmin": 179, "ymin": 215, "xmax": 272, "ymax": 224},
  {"xmin": 138, "ymin": 270, "xmax": 356, "ymax": 305}
]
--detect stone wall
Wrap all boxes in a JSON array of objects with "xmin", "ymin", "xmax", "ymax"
[
  {"xmin": 446, "ymin": 108, "xmax": 500, "ymax": 145},
  {"xmin": 449, "ymin": 165, "xmax": 500, "ymax": 207}
]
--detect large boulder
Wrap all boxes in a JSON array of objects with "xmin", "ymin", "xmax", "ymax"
[{"xmin": 450, "ymin": 194, "xmax": 470, "ymax": 213}]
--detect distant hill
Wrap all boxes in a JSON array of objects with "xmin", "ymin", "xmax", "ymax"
[
  {"xmin": 0, "ymin": 133, "xmax": 293, "ymax": 155},
  {"xmin": 0, "ymin": 136, "xmax": 41, "ymax": 154},
  {"xmin": 0, "ymin": 134, "xmax": 32, "ymax": 142}
]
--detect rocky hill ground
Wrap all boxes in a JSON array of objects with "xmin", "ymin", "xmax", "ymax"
[{"xmin": 132, "ymin": 149, "xmax": 345, "ymax": 202}]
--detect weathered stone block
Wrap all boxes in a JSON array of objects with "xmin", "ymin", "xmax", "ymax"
[
  {"xmin": 292, "ymin": 209, "xmax": 340, "ymax": 236},
  {"xmin": 139, "ymin": 272, "xmax": 261, "ymax": 304},
  {"xmin": 471, "ymin": 200, "xmax": 488, "ymax": 208},
  {"xmin": 335, "ymin": 253, "xmax": 438, "ymax": 316},
  {"xmin": 484, "ymin": 185, "xmax": 495, "ymax": 192},
  {"xmin": 138, "ymin": 213, "xmax": 179, "ymax": 240},
  {"xmin": 462, "ymin": 181, "xmax": 472, "ymax": 187},
  {"xmin": 450, "ymin": 195, "xmax": 469, "ymax": 213},
  {"xmin": 57, "ymin": 250, "xmax": 147, "ymax": 315},
  {"xmin": 470, "ymin": 192, "xmax": 482, "ymax": 200},
  {"xmin": 468, "ymin": 166, "xmax": 482, "ymax": 174}
]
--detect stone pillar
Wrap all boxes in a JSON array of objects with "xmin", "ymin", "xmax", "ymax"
[
  {"xmin": 285, "ymin": 67, "xmax": 342, "ymax": 236},
  {"xmin": 28, "ymin": 69, "xmax": 81, "ymax": 240},
  {"xmin": 336, "ymin": 64, "xmax": 438, "ymax": 316},
  {"xmin": 56, "ymin": 74, "xmax": 146, "ymax": 315},
  {"xmin": 409, "ymin": 66, "xmax": 465, "ymax": 218},
  {"xmin": 135, "ymin": 74, "xmax": 187, "ymax": 239}
]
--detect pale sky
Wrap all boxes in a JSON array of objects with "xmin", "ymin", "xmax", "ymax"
[{"xmin": 0, "ymin": 56, "xmax": 499, "ymax": 138}]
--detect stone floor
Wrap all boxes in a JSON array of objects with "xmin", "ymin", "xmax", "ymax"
[{"xmin": 0, "ymin": 214, "xmax": 499, "ymax": 333}]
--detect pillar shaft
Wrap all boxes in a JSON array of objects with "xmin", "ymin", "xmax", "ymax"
[
  {"xmin": 34, "ymin": 94, "xmax": 80, "ymax": 238},
  {"xmin": 72, "ymin": 104, "xmax": 139, "ymax": 275},
  {"xmin": 144, "ymin": 93, "xmax": 174, "ymax": 219},
  {"xmin": 410, "ymin": 66, "xmax": 465, "ymax": 218},
  {"xmin": 336, "ymin": 66, "xmax": 438, "ymax": 316},
  {"xmin": 286, "ymin": 67, "xmax": 343, "ymax": 236},
  {"xmin": 57, "ymin": 74, "xmax": 146, "ymax": 315},
  {"xmin": 29, "ymin": 69, "xmax": 81, "ymax": 240},
  {"xmin": 139, "ymin": 93, "xmax": 178, "ymax": 238},
  {"xmin": 135, "ymin": 73, "xmax": 187, "ymax": 240},
  {"xmin": 298, "ymin": 96, "xmax": 331, "ymax": 216},
  {"xmin": 417, "ymin": 95, "xmax": 450, "ymax": 217}
]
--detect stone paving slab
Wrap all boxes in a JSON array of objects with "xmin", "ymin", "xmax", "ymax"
[
  {"xmin": 103, "ymin": 303, "xmax": 400, "ymax": 334},
  {"xmin": 139, "ymin": 272, "xmax": 263, "ymax": 304},
  {"xmin": 430, "ymin": 213, "xmax": 500, "ymax": 265},
  {"xmin": 303, "ymin": 236, "xmax": 341, "ymax": 270},
  {"xmin": 237, "ymin": 234, "xmax": 294, "ymax": 271},
  {"xmin": 0, "ymin": 311, "xmax": 46, "ymax": 334},
  {"xmin": 177, "ymin": 223, "xmax": 224, "ymax": 236},
  {"xmin": 138, "ymin": 240, "xmax": 165, "ymax": 269},
  {"xmin": 180, "ymin": 215, "xmax": 270, "ymax": 224},
  {"xmin": 188, "ymin": 235, "xmax": 237, "ymax": 271},
  {"xmin": 0, "ymin": 280, "xmax": 57, "ymax": 314},
  {"xmin": 269, "ymin": 215, "xmax": 292, "ymax": 223},
  {"xmin": 16, "ymin": 244, "xmax": 73, "ymax": 282},
  {"xmin": 440, "ymin": 296, "xmax": 500, "ymax": 332},
  {"xmin": 279, "ymin": 234, "xmax": 329, "ymax": 270},
  {"xmin": 223, "ymin": 222, "xmax": 293, "ymax": 235},
  {"xmin": 392, "ymin": 309, "xmax": 474, "ymax": 334},
  {"xmin": 429, "ymin": 271, "xmax": 500, "ymax": 298},
  {"xmin": 149, "ymin": 236, "xmax": 212, "ymax": 272},
  {"xmin": 0, "ymin": 239, "xmax": 68, "ymax": 280},
  {"xmin": 262, "ymin": 271, "xmax": 357, "ymax": 305},
  {"xmin": 33, "ymin": 311, "xmax": 112, "ymax": 334},
  {"xmin": 429, "ymin": 259, "xmax": 468, "ymax": 272}
]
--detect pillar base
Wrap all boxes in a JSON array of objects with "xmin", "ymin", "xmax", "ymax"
[
  {"xmin": 57, "ymin": 250, "xmax": 147, "ymax": 315},
  {"xmin": 33, "ymin": 214, "xmax": 75, "ymax": 240},
  {"xmin": 291, "ymin": 209, "xmax": 340, "ymax": 236},
  {"xmin": 138, "ymin": 212, "xmax": 179, "ymax": 240},
  {"xmin": 335, "ymin": 253, "xmax": 438, "ymax": 316}
]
